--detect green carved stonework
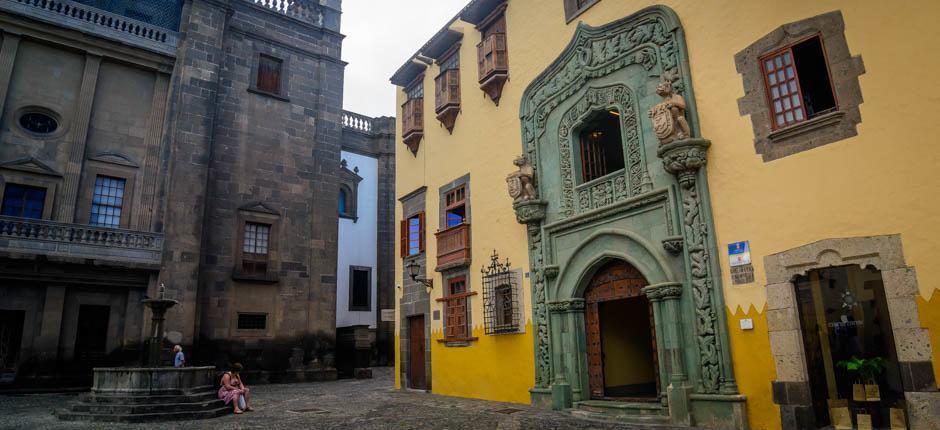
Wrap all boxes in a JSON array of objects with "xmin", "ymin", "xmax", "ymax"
[{"xmin": 514, "ymin": 6, "xmax": 745, "ymax": 429}]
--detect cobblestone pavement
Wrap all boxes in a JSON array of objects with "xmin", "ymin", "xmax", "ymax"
[{"xmin": 0, "ymin": 368, "xmax": 696, "ymax": 430}]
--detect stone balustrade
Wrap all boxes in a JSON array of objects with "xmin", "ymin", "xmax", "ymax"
[
  {"xmin": 0, "ymin": 215, "xmax": 163, "ymax": 268},
  {"xmin": 0, "ymin": 0, "xmax": 181, "ymax": 56},
  {"xmin": 248, "ymin": 0, "xmax": 323, "ymax": 26},
  {"xmin": 343, "ymin": 110, "xmax": 376, "ymax": 134}
]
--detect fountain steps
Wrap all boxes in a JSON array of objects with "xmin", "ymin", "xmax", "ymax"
[{"xmin": 58, "ymin": 388, "xmax": 230, "ymax": 422}]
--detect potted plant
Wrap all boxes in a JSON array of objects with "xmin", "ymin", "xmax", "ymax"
[{"xmin": 837, "ymin": 356, "xmax": 886, "ymax": 402}]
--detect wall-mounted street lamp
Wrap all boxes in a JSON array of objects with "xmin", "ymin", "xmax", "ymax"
[{"xmin": 405, "ymin": 260, "xmax": 433, "ymax": 293}]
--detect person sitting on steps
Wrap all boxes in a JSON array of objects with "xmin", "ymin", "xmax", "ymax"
[{"xmin": 218, "ymin": 363, "xmax": 252, "ymax": 414}]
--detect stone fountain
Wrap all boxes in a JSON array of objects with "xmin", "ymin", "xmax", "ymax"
[{"xmin": 58, "ymin": 284, "xmax": 228, "ymax": 423}]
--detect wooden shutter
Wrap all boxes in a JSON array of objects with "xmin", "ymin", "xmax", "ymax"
[
  {"xmin": 494, "ymin": 33, "xmax": 508, "ymax": 71},
  {"xmin": 448, "ymin": 69, "xmax": 460, "ymax": 104},
  {"xmin": 400, "ymin": 219, "xmax": 408, "ymax": 258},
  {"xmin": 417, "ymin": 212, "xmax": 426, "ymax": 253},
  {"xmin": 414, "ymin": 98, "xmax": 424, "ymax": 129}
]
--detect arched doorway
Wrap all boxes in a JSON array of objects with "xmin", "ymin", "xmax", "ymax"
[{"xmin": 584, "ymin": 260, "xmax": 659, "ymax": 400}]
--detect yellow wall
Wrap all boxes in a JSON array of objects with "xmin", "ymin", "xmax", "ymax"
[{"xmin": 394, "ymin": 0, "xmax": 940, "ymax": 427}]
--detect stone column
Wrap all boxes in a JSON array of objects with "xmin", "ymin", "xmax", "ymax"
[
  {"xmin": 56, "ymin": 54, "xmax": 101, "ymax": 222},
  {"xmin": 644, "ymin": 282, "xmax": 692, "ymax": 426},
  {"xmin": 0, "ymin": 33, "xmax": 21, "ymax": 117},
  {"xmin": 547, "ymin": 298, "xmax": 585, "ymax": 410},
  {"xmin": 36, "ymin": 285, "xmax": 66, "ymax": 372},
  {"xmin": 656, "ymin": 138, "xmax": 737, "ymax": 395}
]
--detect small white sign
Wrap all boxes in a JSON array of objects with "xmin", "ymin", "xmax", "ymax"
[
  {"xmin": 728, "ymin": 241, "xmax": 752, "ymax": 267},
  {"xmin": 380, "ymin": 309, "xmax": 395, "ymax": 322},
  {"xmin": 739, "ymin": 318, "xmax": 754, "ymax": 331}
]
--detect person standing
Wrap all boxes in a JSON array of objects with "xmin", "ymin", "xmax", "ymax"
[{"xmin": 173, "ymin": 345, "xmax": 185, "ymax": 368}]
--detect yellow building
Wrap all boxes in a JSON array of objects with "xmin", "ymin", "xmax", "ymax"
[{"xmin": 391, "ymin": 1, "xmax": 940, "ymax": 429}]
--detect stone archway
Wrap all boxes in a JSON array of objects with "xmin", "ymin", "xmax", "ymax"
[{"xmin": 764, "ymin": 234, "xmax": 940, "ymax": 429}]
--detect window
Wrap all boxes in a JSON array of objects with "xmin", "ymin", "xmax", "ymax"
[
  {"xmin": 761, "ymin": 36, "xmax": 837, "ymax": 130},
  {"xmin": 444, "ymin": 185, "xmax": 466, "ymax": 228},
  {"xmin": 242, "ymin": 222, "xmax": 271, "ymax": 274},
  {"xmin": 482, "ymin": 251, "xmax": 521, "ymax": 335},
  {"xmin": 18, "ymin": 112, "xmax": 58, "ymax": 135},
  {"xmin": 437, "ymin": 275, "xmax": 477, "ymax": 342},
  {"xmin": 237, "ymin": 313, "xmax": 267, "ymax": 330},
  {"xmin": 89, "ymin": 175, "xmax": 126, "ymax": 227},
  {"xmin": 339, "ymin": 188, "xmax": 348, "ymax": 215},
  {"xmin": 256, "ymin": 54, "xmax": 283, "ymax": 95},
  {"xmin": 349, "ymin": 266, "xmax": 371, "ymax": 311},
  {"xmin": 735, "ymin": 11, "xmax": 864, "ymax": 162},
  {"xmin": 1, "ymin": 184, "xmax": 46, "ymax": 219},
  {"xmin": 564, "ymin": 0, "xmax": 601, "ymax": 22},
  {"xmin": 476, "ymin": 6, "xmax": 509, "ymax": 104},
  {"xmin": 578, "ymin": 111, "xmax": 625, "ymax": 183},
  {"xmin": 400, "ymin": 212, "xmax": 425, "ymax": 257}
]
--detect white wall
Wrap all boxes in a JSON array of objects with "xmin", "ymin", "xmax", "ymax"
[{"xmin": 336, "ymin": 151, "xmax": 378, "ymax": 328}]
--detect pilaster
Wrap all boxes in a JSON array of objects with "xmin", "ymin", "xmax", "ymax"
[
  {"xmin": 135, "ymin": 73, "xmax": 170, "ymax": 231},
  {"xmin": 36, "ymin": 285, "xmax": 66, "ymax": 371},
  {"xmin": 0, "ymin": 33, "xmax": 21, "ymax": 117},
  {"xmin": 56, "ymin": 54, "xmax": 101, "ymax": 222}
]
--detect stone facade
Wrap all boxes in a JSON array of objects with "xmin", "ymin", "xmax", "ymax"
[{"xmin": 0, "ymin": 0, "xmax": 390, "ymax": 388}]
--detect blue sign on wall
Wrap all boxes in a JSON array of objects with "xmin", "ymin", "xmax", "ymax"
[{"xmin": 727, "ymin": 241, "xmax": 751, "ymax": 267}]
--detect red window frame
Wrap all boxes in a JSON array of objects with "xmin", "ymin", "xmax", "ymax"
[
  {"xmin": 760, "ymin": 34, "xmax": 837, "ymax": 130},
  {"xmin": 437, "ymin": 275, "xmax": 477, "ymax": 342}
]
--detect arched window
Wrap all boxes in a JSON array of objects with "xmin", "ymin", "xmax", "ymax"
[{"xmin": 339, "ymin": 188, "xmax": 348, "ymax": 215}]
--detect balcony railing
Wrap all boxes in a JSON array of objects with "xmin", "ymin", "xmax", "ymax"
[
  {"xmin": 248, "ymin": 0, "xmax": 323, "ymax": 27},
  {"xmin": 342, "ymin": 110, "xmax": 374, "ymax": 134},
  {"xmin": 435, "ymin": 223, "xmax": 471, "ymax": 270},
  {"xmin": 0, "ymin": 216, "xmax": 164, "ymax": 268},
  {"xmin": 0, "ymin": 0, "xmax": 181, "ymax": 56}
]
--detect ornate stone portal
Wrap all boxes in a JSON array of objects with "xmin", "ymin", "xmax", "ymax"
[{"xmin": 512, "ymin": 6, "xmax": 745, "ymax": 429}]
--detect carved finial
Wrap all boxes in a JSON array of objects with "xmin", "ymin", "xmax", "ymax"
[
  {"xmin": 340, "ymin": 159, "xmax": 347, "ymax": 169},
  {"xmin": 353, "ymin": 166, "xmax": 359, "ymax": 174}
]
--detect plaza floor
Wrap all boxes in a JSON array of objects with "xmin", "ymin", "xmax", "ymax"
[{"xmin": 0, "ymin": 368, "xmax": 697, "ymax": 429}]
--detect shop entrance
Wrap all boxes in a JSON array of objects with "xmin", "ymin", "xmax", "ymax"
[
  {"xmin": 585, "ymin": 260, "xmax": 659, "ymax": 400},
  {"xmin": 795, "ymin": 265, "xmax": 905, "ymax": 429}
]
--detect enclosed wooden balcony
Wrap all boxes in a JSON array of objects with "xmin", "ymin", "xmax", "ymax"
[
  {"xmin": 435, "ymin": 223, "xmax": 471, "ymax": 271},
  {"xmin": 434, "ymin": 69, "xmax": 461, "ymax": 133},
  {"xmin": 401, "ymin": 97, "xmax": 424, "ymax": 155},
  {"xmin": 476, "ymin": 33, "xmax": 509, "ymax": 105}
]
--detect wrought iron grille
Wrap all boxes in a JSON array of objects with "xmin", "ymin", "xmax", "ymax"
[
  {"xmin": 482, "ymin": 250, "xmax": 520, "ymax": 335},
  {"xmin": 72, "ymin": 0, "xmax": 184, "ymax": 30}
]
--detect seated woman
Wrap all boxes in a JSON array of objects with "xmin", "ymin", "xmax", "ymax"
[{"xmin": 218, "ymin": 363, "xmax": 252, "ymax": 414}]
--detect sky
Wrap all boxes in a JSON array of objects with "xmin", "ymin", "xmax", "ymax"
[{"xmin": 341, "ymin": 0, "xmax": 468, "ymax": 118}]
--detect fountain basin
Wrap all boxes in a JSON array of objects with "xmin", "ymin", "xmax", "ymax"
[{"xmin": 91, "ymin": 366, "xmax": 217, "ymax": 395}]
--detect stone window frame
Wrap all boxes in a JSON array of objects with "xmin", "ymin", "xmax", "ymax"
[
  {"xmin": 348, "ymin": 265, "xmax": 372, "ymax": 312},
  {"xmin": 437, "ymin": 173, "xmax": 471, "ymax": 229},
  {"xmin": 338, "ymin": 159, "xmax": 363, "ymax": 222},
  {"xmin": 563, "ymin": 0, "xmax": 601, "ymax": 23},
  {"xmin": 76, "ymin": 161, "xmax": 138, "ymax": 229},
  {"xmin": 232, "ymin": 202, "xmax": 281, "ymax": 284},
  {"xmin": 735, "ymin": 10, "xmax": 865, "ymax": 162},
  {"xmin": 764, "ymin": 235, "xmax": 938, "ymax": 429},
  {"xmin": 248, "ymin": 50, "xmax": 291, "ymax": 102},
  {"xmin": 233, "ymin": 312, "xmax": 273, "ymax": 338}
]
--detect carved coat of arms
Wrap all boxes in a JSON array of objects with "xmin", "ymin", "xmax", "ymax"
[{"xmin": 650, "ymin": 103, "xmax": 674, "ymax": 141}]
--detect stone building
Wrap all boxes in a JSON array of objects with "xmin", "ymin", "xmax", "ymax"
[
  {"xmin": 0, "ymin": 0, "xmax": 394, "ymax": 388},
  {"xmin": 391, "ymin": 0, "xmax": 940, "ymax": 429}
]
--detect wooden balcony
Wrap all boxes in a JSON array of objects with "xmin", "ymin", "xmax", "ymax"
[
  {"xmin": 434, "ymin": 69, "xmax": 461, "ymax": 133},
  {"xmin": 0, "ymin": 215, "xmax": 163, "ymax": 269},
  {"xmin": 435, "ymin": 223, "xmax": 471, "ymax": 271},
  {"xmin": 401, "ymin": 97, "xmax": 424, "ymax": 155},
  {"xmin": 476, "ymin": 33, "xmax": 509, "ymax": 105}
]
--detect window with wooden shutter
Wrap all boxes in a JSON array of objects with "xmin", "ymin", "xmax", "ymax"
[
  {"xmin": 256, "ymin": 55, "xmax": 282, "ymax": 95},
  {"xmin": 402, "ymin": 212, "xmax": 426, "ymax": 258},
  {"xmin": 475, "ymin": 5, "xmax": 509, "ymax": 105},
  {"xmin": 760, "ymin": 35, "xmax": 837, "ymax": 130},
  {"xmin": 437, "ymin": 275, "xmax": 478, "ymax": 343}
]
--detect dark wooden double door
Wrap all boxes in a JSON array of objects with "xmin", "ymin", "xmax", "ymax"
[{"xmin": 585, "ymin": 260, "xmax": 659, "ymax": 400}]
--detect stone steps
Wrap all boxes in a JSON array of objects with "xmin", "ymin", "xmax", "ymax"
[
  {"xmin": 69, "ymin": 399, "xmax": 227, "ymax": 414},
  {"xmin": 81, "ymin": 389, "xmax": 219, "ymax": 404},
  {"xmin": 571, "ymin": 400, "xmax": 672, "ymax": 426},
  {"xmin": 60, "ymin": 387, "xmax": 232, "ymax": 422}
]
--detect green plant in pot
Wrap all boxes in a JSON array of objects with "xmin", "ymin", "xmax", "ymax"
[{"xmin": 837, "ymin": 356, "xmax": 886, "ymax": 402}]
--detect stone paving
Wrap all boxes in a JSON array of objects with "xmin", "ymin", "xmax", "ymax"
[{"xmin": 0, "ymin": 368, "xmax": 695, "ymax": 430}]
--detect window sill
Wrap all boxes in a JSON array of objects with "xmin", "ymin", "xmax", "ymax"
[
  {"xmin": 348, "ymin": 306, "xmax": 371, "ymax": 312},
  {"xmin": 247, "ymin": 87, "xmax": 290, "ymax": 103},
  {"xmin": 231, "ymin": 270, "xmax": 280, "ymax": 284},
  {"xmin": 768, "ymin": 110, "xmax": 844, "ymax": 143},
  {"xmin": 437, "ymin": 337, "xmax": 478, "ymax": 347},
  {"xmin": 339, "ymin": 213, "xmax": 358, "ymax": 222}
]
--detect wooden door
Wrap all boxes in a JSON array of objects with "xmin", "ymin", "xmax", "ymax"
[
  {"xmin": 408, "ymin": 315, "xmax": 427, "ymax": 390},
  {"xmin": 584, "ymin": 260, "xmax": 657, "ymax": 399}
]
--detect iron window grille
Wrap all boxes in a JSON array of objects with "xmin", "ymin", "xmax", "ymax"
[
  {"xmin": 482, "ymin": 250, "xmax": 520, "ymax": 335},
  {"xmin": 237, "ymin": 313, "xmax": 267, "ymax": 330}
]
